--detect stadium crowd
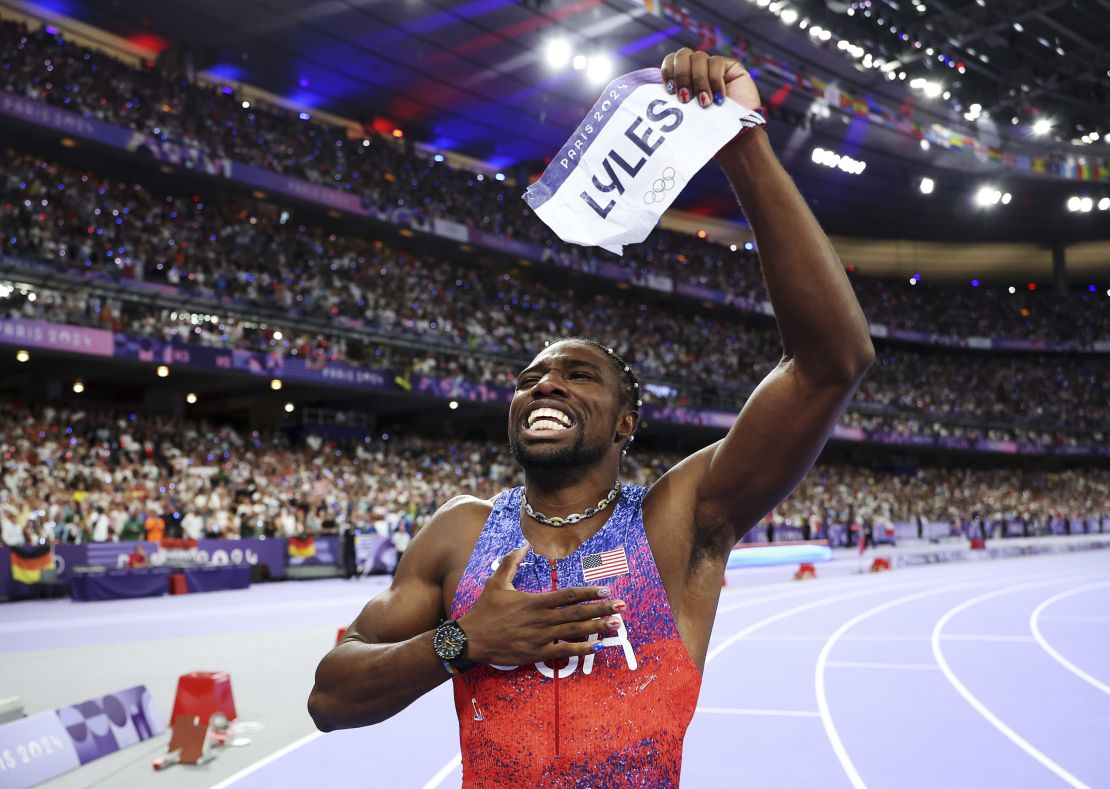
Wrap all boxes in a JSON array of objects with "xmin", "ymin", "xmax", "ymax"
[
  {"xmin": 2, "ymin": 152, "xmax": 1107, "ymax": 438},
  {"xmin": 1, "ymin": 401, "xmax": 1106, "ymax": 548},
  {"xmin": 2, "ymin": 18, "xmax": 1109, "ymax": 345}
]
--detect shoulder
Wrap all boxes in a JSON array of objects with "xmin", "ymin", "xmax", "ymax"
[{"xmin": 405, "ymin": 493, "xmax": 502, "ymax": 572}]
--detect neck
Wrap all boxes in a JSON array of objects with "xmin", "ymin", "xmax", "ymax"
[{"xmin": 522, "ymin": 467, "xmax": 618, "ymax": 513}]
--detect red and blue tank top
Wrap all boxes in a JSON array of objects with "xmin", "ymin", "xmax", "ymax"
[{"xmin": 449, "ymin": 484, "xmax": 702, "ymax": 787}]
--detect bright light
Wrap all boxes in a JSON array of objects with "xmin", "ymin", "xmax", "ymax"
[
  {"xmin": 920, "ymin": 138, "xmax": 930, "ymax": 151},
  {"xmin": 975, "ymin": 186, "xmax": 1003, "ymax": 207},
  {"xmin": 572, "ymin": 54, "xmax": 587, "ymax": 70},
  {"xmin": 391, "ymin": 129, "xmax": 404, "ymax": 139},
  {"xmin": 1067, "ymin": 196, "xmax": 1081, "ymax": 212},
  {"xmin": 241, "ymin": 100, "xmax": 250, "ymax": 109},
  {"xmin": 923, "ymin": 81, "xmax": 942, "ymax": 98},
  {"xmin": 909, "ymin": 276, "xmax": 918, "ymax": 285},
  {"xmin": 1032, "ymin": 118, "xmax": 1052, "ymax": 136},
  {"xmin": 545, "ymin": 38, "xmax": 572, "ymax": 69},
  {"xmin": 780, "ymin": 8, "xmax": 798, "ymax": 24},
  {"xmin": 970, "ymin": 279, "xmax": 980, "ymax": 287},
  {"xmin": 15, "ymin": 349, "xmax": 29, "ymax": 363},
  {"xmin": 72, "ymin": 381, "xmax": 84, "ymax": 394},
  {"xmin": 433, "ymin": 154, "xmax": 445, "ymax": 162},
  {"xmin": 284, "ymin": 402, "xmax": 295, "ymax": 413},
  {"xmin": 729, "ymin": 244, "xmax": 738, "ymax": 252},
  {"xmin": 811, "ymin": 147, "xmax": 867, "ymax": 175},
  {"xmin": 1001, "ymin": 192, "xmax": 1012, "ymax": 205},
  {"xmin": 744, "ymin": 242, "xmax": 755, "ymax": 251},
  {"xmin": 1008, "ymin": 286, "xmax": 1016, "ymax": 294},
  {"xmin": 186, "ymin": 393, "xmax": 197, "ymax": 404},
  {"xmin": 271, "ymin": 378, "xmax": 283, "ymax": 391},
  {"xmin": 273, "ymin": 330, "xmax": 283, "ymax": 340},
  {"xmin": 362, "ymin": 139, "xmax": 371, "ymax": 147},
  {"xmin": 1080, "ymin": 197, "xmax": 1094, "ymax": 212},
  {"xmin": 919, "ymin": 177, "xmax": 935, "ymax": 194},
  {"xmin": 494, "ymin": 173, "xmax": 506, "ymax": 182},
  {"xmin": 586, "ymin": 54, "xmax": 613, "ymax": 84},
  {"xmin": 156, "ymin": 365, "xmax": 170, "ymax": 378},
  {"xmin": 1099, "ymin": 197, "xmax": 1110, "ymax": 211},
  {"xmin": 298, "ymin": 112, "xmax": 310, "ymax": 121},
  {"xmin": 448, "ymin": 401, "xmax": 459, "ymax": 410}
]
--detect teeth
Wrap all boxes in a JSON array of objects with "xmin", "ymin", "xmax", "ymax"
[{"xmin": 527, "ymin": 407, "xmax": 573, "ymax": 430}]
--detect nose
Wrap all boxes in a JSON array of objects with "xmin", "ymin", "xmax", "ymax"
[{"xmin": 532, "ymin": 371, "xmax": 567, "ymax": 398}]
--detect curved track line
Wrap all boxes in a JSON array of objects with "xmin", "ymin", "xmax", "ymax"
[
  {"xmin": 931, "ymin": 578, "xmax": 1095, "ymax": 789},
  {"xmin": 421, "ymin": 752, "xmax": 463, "ymax": 789},
  {"xmin": 814, "ymin": 576, "xmax": 1023, "ymax": 789},
  {"xmin": 1029, "ymin": 579, "xmax": 1110, "ymax": 697},
  {"xmin": 211, "ymin": 730, "xmax": 322, "ymax": 789},
  {"xmin": 706, "ymin": 577, "xmax": 937, "ymax": 666}
]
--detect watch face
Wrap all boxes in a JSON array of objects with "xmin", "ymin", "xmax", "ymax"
[{"xmin": 434, "ymin": 622, "xmax": 466, "ymax": 661}]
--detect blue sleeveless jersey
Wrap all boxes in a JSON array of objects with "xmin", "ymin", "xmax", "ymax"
[{"xmin": 449, "ymin": 485, "xmax": 702, "ymax": 787}]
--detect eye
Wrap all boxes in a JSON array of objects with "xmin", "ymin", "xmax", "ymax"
[
  {"xmin": 571, "ymin": 371, "xmax": 597, "ymax": 381},
  {"xmin": 517, "ymin": 376, "xmax": 539, "ymax": 388}
]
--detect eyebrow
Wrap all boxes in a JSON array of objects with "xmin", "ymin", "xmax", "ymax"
[{"xmin": 517, "ymin": 358, "xmax": 605, "ymax": 379}]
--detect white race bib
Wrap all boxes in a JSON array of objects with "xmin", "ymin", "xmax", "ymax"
[{"xmin": 523, "ymin": 68, "xmax": 764, "ymax": 255}]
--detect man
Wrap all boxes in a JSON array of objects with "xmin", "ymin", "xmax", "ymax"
[{"xmin": 308, "ymin": 49, "xmax": 874, "ymax": 786}]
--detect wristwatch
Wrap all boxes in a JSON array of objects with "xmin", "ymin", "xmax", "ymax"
[{"xmin": 433, "ymin": 619, "xmax": 474, "ymax": 675}]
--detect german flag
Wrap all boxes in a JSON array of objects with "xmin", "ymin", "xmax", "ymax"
[
  {"xmin": 11, "ymin": 544, "xmax": 53, "ymax": 584},
  {"xmin": 288, "ymin": 535, "xmax": 316, "ymax": 559}
]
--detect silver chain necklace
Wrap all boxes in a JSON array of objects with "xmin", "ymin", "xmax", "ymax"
[{"xmin": 521, "ymin": 482, "xmax": 622, "ymax": 528}]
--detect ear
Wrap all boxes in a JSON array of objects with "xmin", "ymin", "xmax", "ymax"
[{"xmin": 615, "ymin": 409, "xmax": 639, "ymax": 444}]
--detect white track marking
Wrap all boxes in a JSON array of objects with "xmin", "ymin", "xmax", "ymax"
[
  {"xmin": 815, "ymin": 578, "xmax": 1011, "ymax": 789},
  {"xmin": 941, "ymin": 634, "xmax": 1035, "ymax": 642},
  {"xmin": 697, "ymin": 706, "xmax": 820, "ymax": 718},
  {"xmin": 706, "ymin": 577, "xmax": 943, "ymax": 666},
  {"xmin": 932, "ymin": 578, "xmax": 1097, "ymax": 789},
  {"xmin": 826, "ymin": 661, "xmax": 939, "ymax": 671},
  {"xmin": 210, "ymin": 730, "xmax": 322, "ymax": 789},
  {"xmin": 420, "ymin": 752, "xmax": 463, "ymax": 789},
  {"xmin": 1029, "ymin": 579, "xmax": 1110, "ymax": 697},
  {"xmin": 1040, "ymin": 614, "xmax": 1110, "ymax": 623}
]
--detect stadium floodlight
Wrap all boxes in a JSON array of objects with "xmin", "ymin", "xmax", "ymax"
[
  {"xmin": 271, "ymin": 378, "xmax": 283, "ymax": 391},
  {"xmin": 780, "ymin": 8, "xmax": 798, "ymax": 24},
  {"xmin": 975, "ymin": 185, "xmax": 1002, "ymax": 207},
  {"xmin": 241, "ymin": 101, "xmax": 250, "ymax": 109},
  {"xmin": 1079, "ymin": 197, "xmax": 1093, "ymax": 212},
  {"xmin": 1099, "ymin": 197, "xmax": 1110, "ymax": 211},
  {"xmin": 156, "ymin": 365, "xmax": 170, "ymax": 378},
  {"xmin": 1008, "ymin": 286, "xmax": 1016, "ymax": 294},
  {"xmin": 1032, "ymin": 118, "xmax": 1052, "ymax": 136},
  {"xmin": 284, "ymin": 402, "xmax": 296, "ymax": 413},
  {"xmin": 449, "ymin": 401, "xmax": 459, "ymax": 410},
  {"xmin": 186, "ymin": 393, "xmax": 198, "ymax": 404},
  {"xmin": 1001, "ymin": 192, "xmax": 1012, "ymax": 205},
  {"xmin": 919, "ymin": 177, "xmax": 935, "ymax": 194},
  {"xmin": 72, "ymin": 380, "xmax": 85, "ymax": 394},
  {"xmin": 1067, "ymin": 196, "xmax": 1081, "ymax": 212},
  {"xmin": 545, "ymin": 39, "xmax": 572, "ymax": 69},
  {"xmin": 572, "ymin": 54, "xmax": 587, "ymax": 71},
  {"xmin": 15, "ymin": 349, "xmax": 29, "ymax": 363},
  {"xmin": 586, "ymin": 54, "xmax": 613, "ymax": 84}
]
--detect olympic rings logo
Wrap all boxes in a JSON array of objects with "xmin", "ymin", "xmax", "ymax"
[{"xmin": 642, "ymin": 167, "xmax": 678, "ymax": 205}]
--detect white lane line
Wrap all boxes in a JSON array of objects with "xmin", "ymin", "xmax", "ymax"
[
  {"xmin": 1030, "ymin": 579, "xmax": 1110, "ymax": 697},
  {"xmin": 932, "ymin": 578, "xmax": 1095, "ymax": 789},
  {"xmin": 706, "ymin": 577, "xmax": 939, "ymax": 667},
  {"xmin": 420, "ymin": 752, "xmax": 463, "ymax": 789},
  {"xmin": 210, "ymin": 730, "xmax": 322, "ymax": 789},
  {"xmin": 697, "ymin": 706, "xmax": 821, "ymax": 718},
  {"xmin": 826, "ymin": 661, "xmax": 939, "ymax": 671},
  {"xmin": 815, "ymin": 577, "xmax": 1010, "ymax": 789}
]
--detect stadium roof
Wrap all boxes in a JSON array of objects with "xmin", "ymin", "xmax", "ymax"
[{"xmin": 17, "ymin": 0, "xmax": 1110, "ymax": 244}]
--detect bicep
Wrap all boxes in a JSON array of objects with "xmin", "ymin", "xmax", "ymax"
[{"xmin": 695, "ymin": 360, "xmax": 861, "ymax": 538}]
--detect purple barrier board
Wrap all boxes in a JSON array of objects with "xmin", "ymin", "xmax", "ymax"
[
  {"xmin": 0, "ymin": 319, "xmax": 113, "ymax": 357},
  {"xmin": 53, "ymin": 539, "xmax": 289, "ymax": 580},
  {"xmin": 288, "ymin": 535, "xmax": 340, "ymax": 567},
  {"xmin": 0, "ymin": 685, "xmax": 162, "ymax": 789}
]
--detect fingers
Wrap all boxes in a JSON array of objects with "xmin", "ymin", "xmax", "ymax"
[
  {"xmin": 489, "ymin": 545, "xmax": 529, "ymax": 588},
  {"xmin": 535, "ymin": 584, "xmax": 612, "ymax": 609},
  {"xmin": 550, "ymin": 598, "xmax": 625, "ymax": 624},
  {"xmin": 664, "ymin": 48, "xmax": 734, "ymax": 108},
  {"xmin": 551, "ymin": 614, "xmax": 621, "ymax": 643}
]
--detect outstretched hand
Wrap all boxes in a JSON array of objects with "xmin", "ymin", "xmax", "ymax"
[
  {"xmin": 457, "ymin": 545, "xmax": 626, "ymax": 667},
  {"xmin": 661, "ymin": 47, "xmax": 761, "ymax": 112}
]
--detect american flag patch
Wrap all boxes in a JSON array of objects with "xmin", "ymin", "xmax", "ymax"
[{"xmin": 581, "ymin": 547, "xmax": 629, "ymax": 583}]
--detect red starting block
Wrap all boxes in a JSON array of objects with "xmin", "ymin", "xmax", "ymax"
[
  {"xmin": 794, "ymin": 563, "xmax": 817, "ymax": 581},
  {"xmin": 169, "ymin": 574, "xmax": 188, "ymax": 595},
  {"xmin": 969, "ymin": 538, "xmax": 986, "ymax": 550},
  {"xmin": 170, "ymin": 671, "xmax": 237, "ymax": 727},
  {"xmin": 869, "ymin": 557, "xmax": 892, "ymax": 572}
]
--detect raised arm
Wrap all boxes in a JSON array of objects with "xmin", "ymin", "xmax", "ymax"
[{"xmin": 656, "ymin": 49, "xmax": 874, "ymax": 541}]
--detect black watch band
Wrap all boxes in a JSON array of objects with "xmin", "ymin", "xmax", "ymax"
[{"xmin": 434, "ymin": 619, "xmax": 474, "ymax": 675}]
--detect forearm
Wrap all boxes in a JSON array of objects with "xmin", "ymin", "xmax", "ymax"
[
  {"xmin": 308, "ymin": 631, "xmax": 450, "ymax": 730},
  {"xmin": 716, "ymin": 129, "xmax": 874, "ymax": 381}
]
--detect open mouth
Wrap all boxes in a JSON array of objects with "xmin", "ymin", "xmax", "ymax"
[{"xmin": 523, "ymin": 406, "xmax": 576, "ymax": 433}]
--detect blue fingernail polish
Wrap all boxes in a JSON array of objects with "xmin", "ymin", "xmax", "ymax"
[
  {"xmin": 714, "ymin": 91, "xmax": 724, "ymax": 106},
  {"xmin": 665, "ymin": 80, "xmax": 675, "ymax": 94},
  {"xmin": 592, "ymin": 643, "xmax": 604, "ymax": 652}
]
